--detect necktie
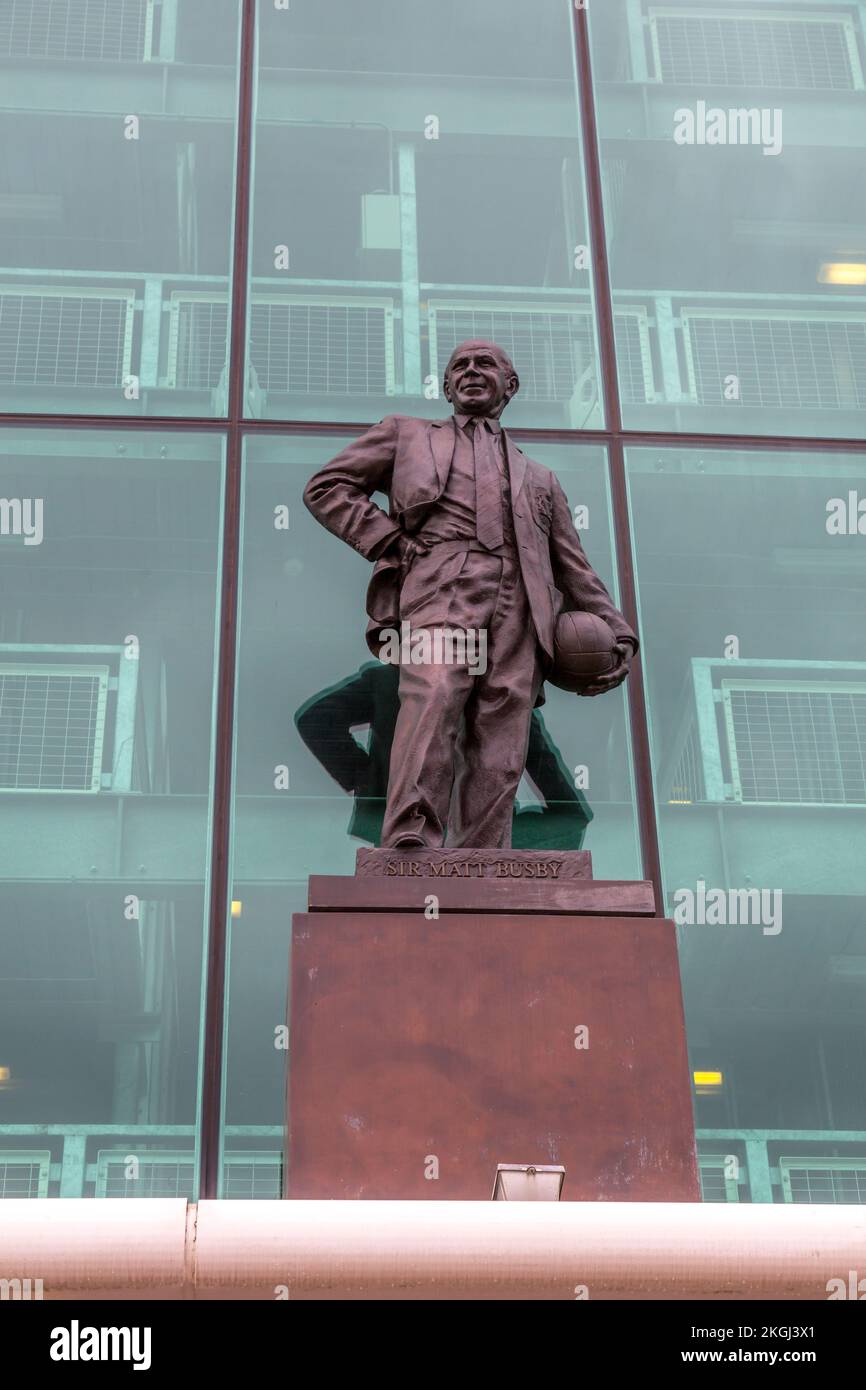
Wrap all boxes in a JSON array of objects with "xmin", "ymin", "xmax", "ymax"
[{"xmin": 472, "ymin": 418, "xmax": 504, "ymax": 552}]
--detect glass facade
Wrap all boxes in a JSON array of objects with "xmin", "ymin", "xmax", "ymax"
[
  {"xmin": 0, "ymin": 0, "xmax": 241, "ymax": 417},
  {"xmin": 0, "ymin": 0, "xmax": 864, "ymax": 1204},
  {"xmin": 590, "ymin": 0, "xmax": 866, "ymax": 438},
  {"xmin": 247, "ymin": 0, "xmax": 603, "ymax": 425},
  {"xmin": 0, "ymin": 426, "xmax": 224, "ymax": 1195},
  {"xmin": 627, "ymin": 445, "xmax": 866, "ymax": 1201}
]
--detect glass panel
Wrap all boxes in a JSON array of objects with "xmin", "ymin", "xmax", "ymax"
[
  {"xmin": 627, "ymin": 444, "xmax": 866, "ymax": 1201},
  {"xmin": 246, "ymin": 0, "xmax": 604, "ymax": 427},
  {"xmin": 0, "ymin": 426, "xmax": 224, "ymax": 1196},
  {"xmin": 591, "ymin": 1, "xmax": 866, "ymax": 438},
  {"xmin": 222, "ymin": 432, "xmax": 641, "ymax": 1187},
  {"xmin": 0, "ymin": 0, "xmax": 240, "ymax": 417}
]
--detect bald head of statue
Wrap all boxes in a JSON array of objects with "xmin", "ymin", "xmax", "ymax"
[{"xmin": 443, "ymin": 340, "xmax": 520, "ymax": 420}]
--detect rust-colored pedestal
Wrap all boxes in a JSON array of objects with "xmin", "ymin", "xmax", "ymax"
[{"xmin": 287, "ymin": 852, "xmax": 699, "ymax": 1201}]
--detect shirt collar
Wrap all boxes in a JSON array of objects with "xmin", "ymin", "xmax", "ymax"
[{"xmin": 453, "ymin": 412, "xmax": 502, "ymax": 434}]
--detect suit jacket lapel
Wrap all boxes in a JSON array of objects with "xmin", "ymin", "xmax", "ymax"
[
  {"xmin": 504, "ymin": 432, "xmax": 527, "ymax": 500},
  {"xmin": 397, "ymin": 418, "xmax": 454, "ymax": 524},
  {"xmin": 428, "ymin": 417, "xmax": 456, "ymax": 495}
]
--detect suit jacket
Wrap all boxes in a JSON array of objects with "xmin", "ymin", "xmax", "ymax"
[{"xmin": 303, "ymin": 415, "xmax": 639, "ymax": 689}]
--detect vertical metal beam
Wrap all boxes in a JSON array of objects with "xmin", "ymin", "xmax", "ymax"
[
  {"xmin": 607, "ymin": 439, "xmax": 665, "ymax": 908},
  {"xmin": 817, "ymin": 1037, "xmax": 836, "ymax": 1130},
  {"xmin": 654, "ymin": 296, "xmax": 683, "ymax": 404},
  {"xmin": 198, "ymin": 0, "xmax": 256, "ymax": 1203},
  {"xmin": 58, "ymin": 1134, "xmax": 87, "ymax": 1198},
  {"xmin": 693, "ymin": 660, "xmax": 726, "ymax": 802},
  {"xmin": 157, "ymin": 0, "xmax": 178, "ymax": 63},
  {"xmin": 625, "ymin": 0, "xmax": 651, "ymax": 82},
  {"xmin": 139, "ymin": 280, "xmax": 163, "ymax": 390},
  {"xmin": 573, "ymin": 5, "xmax": 664, "ymax": 912},
  {"xmin": 573, "ymin": 7, "xmax": 622, "ymax": 436},
  {"xmin": 850, "ymin": 6, "xmax": 866, "ymax": 88},
  {"xmin": 112, "ymin": 650, "xmax": 139, "ymax": 791},
  {"xmin": 398, "ymin": 141, "xmax": 422, "ymax": 397},
  {"xmin": 112, "ymin": 1044, "xmax": 141, "ymax": 1123},
  {"xmin": 745, "ymin": 1139, "xmax": 775, "ymax": 1204}
]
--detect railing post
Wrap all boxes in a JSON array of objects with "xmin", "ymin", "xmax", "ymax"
[
  {"xmin": 138, "ymin": 280, "xmax": 163, "ymax": 393},
  {"xmin": 692, "ymin": 660, "xmax": 726, "ymax": 802},
  {"xmin": 654, "ymin": 296, "xmax": 683, "ymax": 404},
  {"xmin": 745, "ymin": 1138, "xmax": 775, "ymax": 1204},
  {"xmin": 625, "ymin": 0, "xmax": 651, "ymax": 82},
  {"xmin": 157, "ymin": 0, "xmax": 178, "ymax": 63},
  {"xmin": 58, "ymin": 1134, "xmax": 87, "ymax": 1198}
]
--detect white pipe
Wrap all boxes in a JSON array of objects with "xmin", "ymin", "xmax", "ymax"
[
  {"xmin": 1, "ymin": 1200, "xmax": 864, "ymax": 1300},
  {"xmin": 0, "ymin": 1199, "xmax": 189, "ymax": 1300}
]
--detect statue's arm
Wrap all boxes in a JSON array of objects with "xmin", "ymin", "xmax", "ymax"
[
  {"xmin": 303, "ymin": 416, "xmax": 403, "ymax": 560},
  {"xmin": 548, "ymin": 475, "xmax": 639, "ymax": 654}
]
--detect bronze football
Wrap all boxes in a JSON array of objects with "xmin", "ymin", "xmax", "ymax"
[{"xmin": 550, "ymin": 610, "xmax": 617, "ymax": 692}]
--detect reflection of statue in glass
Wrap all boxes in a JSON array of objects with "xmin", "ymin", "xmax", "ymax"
[
  {"xmin": 304, "ymin": 340, "xmax": 637, "ymax": 849},
  {"xmin": 296, "ymin": 661, "xmax": 593, "ymax": 850}
]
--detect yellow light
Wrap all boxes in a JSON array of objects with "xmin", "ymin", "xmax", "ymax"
[
  {"xmin": 694, "ymin": 1070, "xmax": 724, "ymax": 1091},
  {"xmin": 231, "ymin": 900, "xmax": 242, "ymax": 918},
  {"xmin": 669, "ymin": 786, "xmax": 692, "ymax": 805},
  {"xmin": 818, "ymin": 262, "xmax": 866, "ymax": 286},
  {"xmin": 0, "ymin": 1066, "xmax": 10, "ymax": 1083}
]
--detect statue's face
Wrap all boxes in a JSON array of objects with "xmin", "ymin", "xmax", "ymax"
[{"xmin": 443, "ymin": 341, "xmax": 519, "ymax": 417}]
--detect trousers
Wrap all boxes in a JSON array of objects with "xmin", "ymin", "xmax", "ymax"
[{"xmin": 380, "ymin": 544, "xmax": 544, "ymax": 848}]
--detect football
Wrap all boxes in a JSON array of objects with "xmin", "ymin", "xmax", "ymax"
[{"xmin": 550, "ymin": 610, "xmax": 617, "ymax": 693}]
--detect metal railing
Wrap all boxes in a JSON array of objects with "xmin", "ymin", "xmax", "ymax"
[{"xmin": 3, "ymin": 1124, "xmax": 866, "ymax": 1202}]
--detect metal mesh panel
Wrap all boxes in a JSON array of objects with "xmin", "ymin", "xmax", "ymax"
[
  {"xmin": 684, "ymin": 313, "xmax": 866, "ymax": 410},
  {"xmin": 724, "ymin": 685, "xmax": 866, "ymax": 805},
  {"xmin": 171, "ymin": 300, "xmax": 229, "ymax": 391},
  {"xmin": 0, "ymin": 1157, "xmax": 50, "ymax": 1198},
  {"xmin": 0, "ymin": 292, "xmax": 132, "ymax": 387},
  {"xmin": 0, "ymin": 0, "xmax": 150, "ymax": 61},
  {"xmin": 652, "ymin": 11, "xmax": 858, "ymax": 90},
  {"xmin": 97, "ymin": 1154, "xmax": 282, "ymax": 1199},
  {"xmin": 429, "ymin": 306, "xmax": 650, "ymax": 404},
  {"xmin": 782, "ymin": 1163, "xmax": 866, "ymax": 1204},
  {"xmin": 100, "ymin": 1158, "xmax": 195, "ymax": 1199},
  {"xmin": 222, "ymin": 1158, "xmax": 282, "ymax": 1199},
  {"xmin": 249, "ymin": 301, "xmax": 392, "ymax": 395},
  {"xmin": 614, "ymin": 312, "xmax": 652, "ymax": 405},
  {"xmin": 0, "ymin": 667, "xmax": 108, "ymax": 791},
  {"xmin": 171, "ymin": 298, "xmax": 394, "ymax": 395},
  {"xmin": 698, "ymin": 1160, "xmax": 738, "ymax": 1203}
]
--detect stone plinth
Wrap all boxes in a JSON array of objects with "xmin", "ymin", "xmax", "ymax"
[{"xmin": 287, "ymin": 855, "xmax": 698, "ymax": 1203}]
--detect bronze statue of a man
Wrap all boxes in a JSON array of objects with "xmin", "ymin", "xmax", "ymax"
[{"xmin": 303, "ymin": 340, "xmax": 638, "ymax": 849}]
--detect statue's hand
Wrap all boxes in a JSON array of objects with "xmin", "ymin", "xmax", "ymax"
[
  {"xmin": 389, "ymin": 533, "xmax": 427, "ymax": 576},
  {"xmin": 383, "ymin": 532, "xmax": 411, "ymax": 564},
  {"xmin": 578, "ymin": 642, "xmax": 633, "ymax": 698}
]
